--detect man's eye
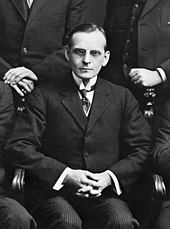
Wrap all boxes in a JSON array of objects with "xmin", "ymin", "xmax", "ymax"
[
  {"xmin": 90, "ymin": 51, "xmax": 101, "ymax": 56},
  {"xmin": 74, "ymin": 49, "xmax": 86, "ymax": 56}
]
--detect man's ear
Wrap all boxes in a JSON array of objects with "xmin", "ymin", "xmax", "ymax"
[
  {"xmin": 102, "ymin": 50, "xmax": 110, "ymax": 67},
  {"xmin": 65, "ymin": 45, "xmax": 70, "ymax": 61}
]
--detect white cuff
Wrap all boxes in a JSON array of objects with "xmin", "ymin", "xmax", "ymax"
[
  {"xmin": 157, "ymin": 68, "xmax": 166, "ymax": 82},
  {"xmin": 53, "ymin": 167, "xmax": 71, "ymax": 191},
  {"xmin": 106, "ymin": 170, "xmax": 122, "ymax": 195}
]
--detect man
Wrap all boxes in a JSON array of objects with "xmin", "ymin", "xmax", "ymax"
[
  {"xmin": 0, "ymin": 82, "xmax": 36, "ymax": 228},
  {"xmin": 5, "ymin": 23, "xmax": 152, "ymax": 229},
  {"xmin": 103, "ymin": 0, "xmax": 170, "ymax": 113},
  {"xmin": 153, "ymin": 98, "xmax": 170, "ymax": 229},
  {"xmin": 0, "ymin": 0, "xmax": 85, "ymax": 96}
]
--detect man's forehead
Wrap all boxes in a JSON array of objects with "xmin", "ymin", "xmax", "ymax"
[{"xmin": 71, "ymin": 31, "xmax": 106, "ymax": 48}]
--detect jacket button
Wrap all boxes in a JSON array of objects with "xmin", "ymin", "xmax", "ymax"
[
  {"xmin": 84, "ymin": 151, "xmax": 90, "ymax": 157},
  {"xmin": 123, "ymin": 64, "xmax": 128, "ymax": 69},
  {"xmin": 23, "ymin": 47, "xmax": 28, "ymax": 53}
]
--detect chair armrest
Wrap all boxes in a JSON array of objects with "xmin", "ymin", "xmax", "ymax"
[
  {"xmin": 151, "ymin": 174, "xmax": 166, "ymax": 199},
  {"xmin": 144, "ymin": 87, "xmax": 156, "ymax": 120},
  {"xmin": 12, "ymin": 97, "xmax": 26, "ymax": 191},
  {"xmin": 12, "ymin": 169, "xmax": 25, "ymax": 191},
  {"xmin": 141, "ymin": 174, "xmax": 166, "ymax": 229}
]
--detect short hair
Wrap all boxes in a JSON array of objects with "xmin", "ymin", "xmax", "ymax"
[{"xmin": 65, "ymin": 23, "xmax": 108, "ymax": 50}]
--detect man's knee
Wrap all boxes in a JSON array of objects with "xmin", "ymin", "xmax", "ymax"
[
  {"xmin": 107, "ymin": 216, "xmax": 139, "ymax": 229},
  {"xmin": 38, "ymin": 214, "xmax": 82, "ymax": 229},
  {"xmin": 0, "ymin": 197, "xmax": 36, "ymax": 229},
  {"xmin": 59, "ymin": 218, "xmax": 82, "ymax": 229}
]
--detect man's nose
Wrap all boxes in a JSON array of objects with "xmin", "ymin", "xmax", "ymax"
[{"xmin": 83, "ymin": 53, "xmax": 91, "ymax": 64}]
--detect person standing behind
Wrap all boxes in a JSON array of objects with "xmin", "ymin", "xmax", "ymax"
[
  {"xmin": 0, "ymin": 82, "xmax": 37, "ymax": 229},
  {"xmin": 0, "ymin": 0, "xmax": 86, "ymax": 96},
  {"xmin": 152, "ymin": 98, "xmax": 170, "ymax": 229},
  {"xmin": 102, "ymin": 0, "xmax": 170, "ymax": 115},
  {"xmin": 4, "ymin": 23, "xmax": 152, "ymax": 229}
]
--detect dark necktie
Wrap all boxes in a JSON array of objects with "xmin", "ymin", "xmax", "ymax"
[
  {"xmin": 79, "ymin": 89, "xmax": 91, "ymax": 114},
  {"xmin": 78, "ymin": 84, "xmax": 96, "ymax": 114},
  {"xmin": 23, "ymin": 0, "xmax": 30, "ymax": 19}
]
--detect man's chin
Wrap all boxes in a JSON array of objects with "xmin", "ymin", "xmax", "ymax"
[{"xmin": 76, "ymin": 73, "xmax": 95, "ymax": 80}]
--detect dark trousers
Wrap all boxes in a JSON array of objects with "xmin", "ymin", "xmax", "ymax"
[
  {"xmin": 32, "ymin": 190, "xmax": 139, "ymax": 229},
  {"xmin": 0, "ymin": 195, "xmax": 37, "ymax": 229},
  {"xmin": 155, "ymin": 198, "xmax": 170, "ymax": 229}
]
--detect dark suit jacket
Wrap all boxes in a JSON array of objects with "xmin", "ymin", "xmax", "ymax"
[
  {"xmin": 0, "ymin": 0, "xmax": 85, "ymax": 84},
  {"xmin": 103, "ymin": 0, "xmax": 170, "ymax": 87},
  {"xmin": 153, "ymin": 100, "xmax": 170, "ymax": 190},
  {"xmin": 5, "ymin": 74, "xmax": 152, "ymax": 201},
  {"xmin": 0, "ymin": 82, "xmax": 15, "ymax": 190}
]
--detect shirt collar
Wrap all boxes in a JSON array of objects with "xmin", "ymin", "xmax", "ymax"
[{"xmin": 72, "ymin": 71, "xmax": 97, "ymax": 91}]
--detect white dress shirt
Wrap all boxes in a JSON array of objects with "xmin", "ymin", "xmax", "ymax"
[
  {"xmin": 157, "ymin": 68, "xmax": 166, "ymax": 82},
  {"xmin": 26, "ymin": 0, "xmax": 33, "ymax": 8},
  {"xmin": 73, "ymin": 72, "xmax": 97, "ymax": 116}
]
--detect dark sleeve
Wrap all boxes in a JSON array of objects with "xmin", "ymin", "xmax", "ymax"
[
  {"xmin": 0, "ymin": 58, "xmax": 12, "ymax": 81},
  {"xmin": 4, "ymin": 87, "xmax": 67, "ymax": 190},
  {"xmin": 0, "ymin": 83, "xmax": 15, "ymax": 153},
  {"xmin": 160, "ymin": 60, "xmax": 170, "ymax": 85},
  {"xmin": 109, "ymin": 89, "xmax": 152, "ymax": 193},
  {"xmin": 103, "ymin": 0, "xmax": 117, "ymax": 38},
  {"xmin": 32, "ymin": 0, "xmax": 86, "ymax": 85},
  {"xmin": 153, "ymin": 100, "xmax": 170, "ymax": 182}
]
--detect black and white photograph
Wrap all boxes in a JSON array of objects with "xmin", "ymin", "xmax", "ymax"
[{"xmin": 0, "ymin": 0, "xmax": 169, "ymax": 228}]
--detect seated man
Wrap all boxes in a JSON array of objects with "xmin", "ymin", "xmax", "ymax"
[
  {"xmin": 5, "ymin": 23, "xmax": 152, "ymax": 229},
  {"xmin": 0, "ymin": 82, "xmax": 36, "ymax": 228},
  {"xmin": 153, "ymin": 99, "xmax": 170, "ymax": 229}
]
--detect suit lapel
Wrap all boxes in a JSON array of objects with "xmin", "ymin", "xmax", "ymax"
[
  {"xmin": 87, "ymin": 79, "xmax": 110, "ymax": 132},
  {"xmin": 59, "ymin": 74, "xmax": 87, "ymax": 130},
  {"xmin": 10, "ymin": 0, "xmax": 28, "ymax": 21},
  {"xmin": 141, "ymin": 0, "xmax": 160, "ymax": 19},
  {"xmin": 27, "ymin": 0, "xmax": 49, "ymax": 24}
]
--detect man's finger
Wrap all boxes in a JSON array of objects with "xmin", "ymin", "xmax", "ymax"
[
  {"xmin": 129, "ymin": 69, "xmax": 139, "ymax": 77},
  {"xmin": 22, "ymin": 79, "xmax": 34, "ymax": 91},
  {"xmin": 131, "ymin": 75, "xmax": 138, "ymax": 82},
  {"xmin": 11, "ymin": 85, "xmax": 24, "ymax": 97},
  {"xmin": 4, "ymin": 68, "xmax": 24, "ymax": 82},
  {"xmin": 82, "ymin": 178, "xmax": 100, "ymax": 189},
  {"xmin": 85, "ymin": 171, "xmax": 100, "ymax": 181},
  {"xmin": 77, "ymin": 185, "xmax": 93, "ymax": 193},
  {"xmin": 76, "ymin": 192, "xmax": 89, "ymax": 198},
  {"xmin": 17, "ymin": 81, "xmax": 32, "ymax": 93}
]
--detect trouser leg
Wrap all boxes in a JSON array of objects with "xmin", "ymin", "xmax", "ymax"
[
  {"xmin": 81, "ymin": 195, "xmax": 140, "ymax": 229},
  {"xmin": 0, "ymin": 196, "xmax": 37, "ymax": 229},
  {"xmin": 155, "ymin": 199, "xmax": 170, "ymax": 229},
  {"xmin": 33, "ymin": 195, "xmax": 82, "ymax": 229}
]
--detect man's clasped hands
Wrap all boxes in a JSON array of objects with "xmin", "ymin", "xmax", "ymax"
[{"xmin": 64, "ymin": 169, "xmax": 112, "ymax": 198}]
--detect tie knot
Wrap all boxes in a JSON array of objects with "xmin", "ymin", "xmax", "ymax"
[
  {"xmin": 80, "ymin": 89, "xmax": 88, "ymax": 98},
  {"xmin": 79, "ymin": 84, "xmax": 96, "ymax": 94}
]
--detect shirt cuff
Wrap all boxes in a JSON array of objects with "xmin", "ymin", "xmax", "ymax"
[
  {"xmin": 157, "ymin": 68, "xmax": 166, "ymax": 82},
  {"xmin": 106, "ymin": 170, "xmax": 122, "ymax": 195},
  {"xmin": 53, "ymin": 167, "xmax": 71, "ymax": 191}
]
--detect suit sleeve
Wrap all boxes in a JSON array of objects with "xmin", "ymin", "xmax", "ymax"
[
  {"xmin": 4, "ymin": 87, "xmax": 67, "ymax": 190},
  {"xmin": 153, "ymin": 100, "xmax": 170, "ymax": 183},
  {"xmin": 31, "ymin": 0, "xmax": 86, "ymax": 84},
  {"xmin": 0, "ymin": 58, "xmax": 12, "ymax": 81},
  {"xmin": 0, "ymin": 83, "xmax": 15, "ymax": 153},
  {"xmin": 160, "ymin": 60, "xmax": 170, "ymax": 85},
  {"xmin": 103, "ymin": 0, "xmax": 117, "ymax": 37},
  {"xmin": 109, "ymin": 89, "xmax": 152, "ymax": 193}
]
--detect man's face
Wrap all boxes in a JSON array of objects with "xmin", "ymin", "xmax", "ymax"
[{"xmin": 65, "ymin": 30, "xmax": 110, "ymax": 80}]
